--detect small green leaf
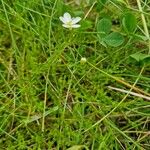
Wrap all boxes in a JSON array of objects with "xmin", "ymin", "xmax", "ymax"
[
  {"xmin": 97, "ymin": 18, "xmax": 112, "ymax": 36},
  {"xmin": 130, "ymin": 53, "xmax": 150, "ymax": 62},
  {"xmin": 122, "ymin": 12, "xmax": 137, "ymax": 33},
  {"xmin": 104, "ymin": 32, "xmax": 124, "ymax": 47}
]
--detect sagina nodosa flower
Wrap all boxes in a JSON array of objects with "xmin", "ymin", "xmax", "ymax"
[{"xmin": 59, "ymin": 12, "xmax": 81, "ymax": 29}]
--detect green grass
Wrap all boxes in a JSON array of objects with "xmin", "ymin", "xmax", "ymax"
[{"xmin": 0, "ymin": 0, "xmax": 150, "ymax": 149}]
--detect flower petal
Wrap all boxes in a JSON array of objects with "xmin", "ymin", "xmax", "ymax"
[
  {"xmin": 59, "ymin": 16, "xmax": 67, "ymax": 23},
  {"xmin": 71, "ymin": 24, "xmax": 81, "ymax": 28},
  {"xmin": 63, "ymin": 12, "xmax": 72, "ymax": 22},
  {"xmin": 72, "ymin": 17, "xmax": 81, "ymax": 24},
  {"xmin": 62, "ymin": 24, "xmax": 71, "ymax": 28}
]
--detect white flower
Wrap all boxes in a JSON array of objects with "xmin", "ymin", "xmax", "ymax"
[
  {"xmin": 80, "ymin": 57, "xmax": 87, "ymax": 63},
  {"xmin": 59, "ymin": 12, "xmax": 81, "ymax": 29}
]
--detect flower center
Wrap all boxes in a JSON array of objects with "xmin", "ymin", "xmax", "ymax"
[{"xmin": 66, "ymin": 21, "xmax": 72, "ymax": 27}]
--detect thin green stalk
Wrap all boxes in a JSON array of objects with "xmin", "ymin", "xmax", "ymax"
[
  {"xmin": 42, "ymin": 69, "xmax": 50, "ymax": 132},
  {"xmin": 136, "ymin": 0, "xmax": 150, "ymax": 54}
]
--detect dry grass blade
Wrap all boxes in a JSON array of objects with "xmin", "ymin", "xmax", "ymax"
[{"xmin": 108, "ymin": 86, "xmax": 150, "ymax": 101}]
